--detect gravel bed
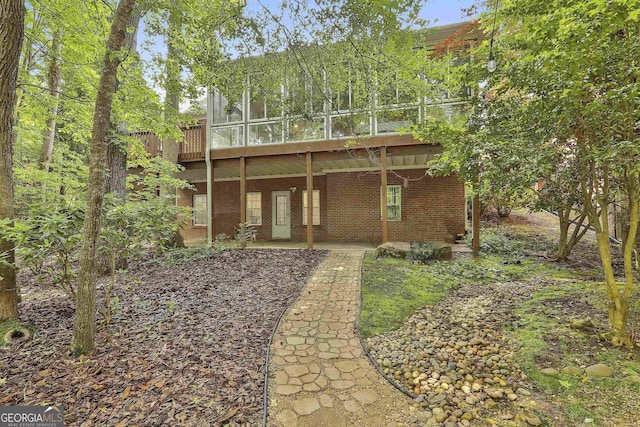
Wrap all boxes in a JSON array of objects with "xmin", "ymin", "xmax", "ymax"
[{"xmin": 366, "ymin": 279, "xmax": 557, "ymax": 426}]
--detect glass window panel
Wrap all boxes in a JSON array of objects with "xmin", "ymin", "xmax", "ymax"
[
  {"xmin": 228, "ymin": 99, "xmax": 243, "ymax": 122},
  {"xmin": 212, "ymin": 91, "xmax": 228, "ymax": 124},
  {"xmin": 332, "ymin": 90, "xmax": 350, "ymax": 112},
  {"xmin": 286, "ymin": 71, "xmax": 324, "ymax": 116},
  {"xmin": 302, "ymin": 190, "xmax": 320, "ymax": 225},
  {"xmin": 193, "ymin": 194, "xmax": 207, "ymax": 226},
  {"xmin": 424, "ymin": 104, "xmax": 469, "ymax": 124},
  {"xmin": 265, "ymin": 88, "xmax": 282, "ymax": 119},
  {"xmin": 276, "ymin": 195, "xmax": 287, "ymax": 225},
  {"xmin": 288, "ymin": 118, "xmax": 325, "ymax": 142},
  {"xmin": 286, "ymin": 73, "xmax": 307, "ymax": 116},
  {"xmin": 213, "ymin": 90, "xmax": 243, "ymax": 123},
  {"xmin": 249, "ymin": 86, "xmax": 266, "ymax": 120},
  {"xmin": 249, "ymin": 122, "xmax": 283, "ymax": 145},
  {"xmin": 310, "ymin": 81, "xmax": 325, "ymax": 114},
  {"xmin": 211, "ymin": 126, "xmax": 243, "ymax": 148},
  {"xmin": 246, "ymin": 192, "xmax": 262, "ymax": 225},
  {"xmin": 379, "ymin": 83, "xmax": 397, "ymax": 107},
  {"xmin": 376, "ymin": 108, "xmax": 419, "ymax": 134},
  {"xmin": 386, "ymin": 185, "xmax": 401, "ymax": 221},
  {"xmin": 330, "ymin": 113, "xmax": 370, "ymax": 138}
]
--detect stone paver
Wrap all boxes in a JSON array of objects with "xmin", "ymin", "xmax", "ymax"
[{"xmin": 268, "ymin": 250, "xmax": 411, "ymax": 426}]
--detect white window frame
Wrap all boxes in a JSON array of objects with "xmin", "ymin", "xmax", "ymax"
[
  {"xmin": 246, "ymin": 192, "xmax": 262, "ymax": 226},
  {"xmin": 386, "ymin": 185, "xmax": 402, "ymax": 221},
  {"xmin": 193, "ymin": 194, "xmax": 207, "ymax": 226},
  {"xmin": 302, "ymin": 190, "xmax": 320, "ymax": 225}
]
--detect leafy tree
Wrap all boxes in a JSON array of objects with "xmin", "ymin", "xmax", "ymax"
[
  {"xmin": 71, "ymin": 0, "xmax": 139, "ymax": 355},
  {"xmin": 424, "ymin": 0, "xmax": 640, "ymax": 345},
  {"xmin": 0, "ymin": 0, "xmax": 25, "ymax": 321},
  {"xmin": 498, "ymin": 0, "xmax": 640, "ymax": 346}
]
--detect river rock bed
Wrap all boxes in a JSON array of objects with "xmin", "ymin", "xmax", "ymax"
[{"xmin": 366, "ymin": 279, "xmax": 556, "ymax": 426}]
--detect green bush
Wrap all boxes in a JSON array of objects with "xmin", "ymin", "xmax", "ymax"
[
  {"xmin": 234, "ymin": 222, "xmax": 257, "ymax": 249},
  {"xmin": 0, "ymin": 200, "xmax": 84, "ymax": 301},
  {"xmin": 154, "ymin": 246, "xmax": 219, "ymax": 267},
  {"xmin": 408, "ymin": 242, "xmax": 446, "ymax": 263}
]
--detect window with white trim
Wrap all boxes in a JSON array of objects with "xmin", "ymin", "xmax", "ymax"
[
  {"xmin": 246, "ymin": 192, "xmax": 262, "ymax": 225},
  {"xmin": 193, "ymin": 194, "xmax": 207, "ymax": 226},
  {"xmin": 302, "ymin": 190, "xmax": 320, "ymax": 225},
  {"xmin": 386, "ymin": 185, "xmax": 401, "ymax": 221}
]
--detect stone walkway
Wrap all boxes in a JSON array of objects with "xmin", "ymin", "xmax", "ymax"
[{"xmin": 267, "ymin": 250, "xmax": 411, "ymax": 427}]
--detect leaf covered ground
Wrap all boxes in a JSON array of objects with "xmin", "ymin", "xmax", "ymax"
[{"xmin": 1, "ymin": 248, "xmax": 327, "ymax": 426}]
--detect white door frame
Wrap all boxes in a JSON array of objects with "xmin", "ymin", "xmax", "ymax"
[{"xmin": 272, "ymin": 191, "xmax": 291, "ymax": 239}]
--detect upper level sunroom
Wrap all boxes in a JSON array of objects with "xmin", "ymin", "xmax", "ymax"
[{"xmin": 208, "ymin": 21, "xmax": 480, "ymax": 149}]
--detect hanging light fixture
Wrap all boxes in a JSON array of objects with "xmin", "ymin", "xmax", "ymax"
[{"xmin": 487, "ymin": 0, "xmax": 499, "ymax": 73}]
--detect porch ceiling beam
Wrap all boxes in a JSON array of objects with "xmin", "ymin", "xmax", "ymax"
[{"xmin": 210, "ymin": 134, "xmax": 435, "ymax": 160}]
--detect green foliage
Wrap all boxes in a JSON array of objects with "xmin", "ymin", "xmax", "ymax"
[
  {"xmin": 234, "ymin": 222, "xmax": 257, "ymax": 249},
  {"xmin": 153, "ymin": 246, "xmax": 219, "ymax": 267},
  {"xmin": 463, "ymin": 225, "xmax": 556, "ymax": 258},
  {"xmin": 408, "ymin": 242, "xmax": 446, "ymax": 263},
  {"xmin": 214, "ymin": 233, "xmax": 231, "ymax": 243},
  {"xmin": 0, "ymin": 200, "xmax": 84, "ymax": 301}
]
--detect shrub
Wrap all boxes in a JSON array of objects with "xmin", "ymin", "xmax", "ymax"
[
  {"xmin": 235, "ymin": 223, "xmax": 257, "ymax": 249},
  {"xmin": 408, "ymin": 242, "xmax": 447, "ymax": 263}
]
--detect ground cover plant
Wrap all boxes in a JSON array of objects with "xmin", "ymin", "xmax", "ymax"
[
  {"xmin": 0, "ymin": 248, "xmax": 326, "ymax": 426},
  {"xmin": 360, "ymin": 212, "xmax": 640, "ymax": 426}
]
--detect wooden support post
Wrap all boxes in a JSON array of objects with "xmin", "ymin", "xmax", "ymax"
[
  {"xmin": 381, "ymin": 147, "xmax": 388, "ymax": 243},
  {"xmin": 240, "ymin": 156, "xmax": 246, "ymax": 224},
  {"xmin": 306, "ymin": 152, "xmax": 313, "ymax": 249},
  {"xmin": 200, "ymin": 120, "xmax": 206, "ymax": 159},
  {"xmin": 210, "ymin": 160, "xmax": 215, "ymax": 243},
  {"xmin": 472, "ymin": 193, "xmax": 481, "ymax": 252}
]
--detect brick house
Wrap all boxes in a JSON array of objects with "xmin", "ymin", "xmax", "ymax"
[{"xmin": 146, "ymin": 22, "xmax": 479, "ymax": 248}]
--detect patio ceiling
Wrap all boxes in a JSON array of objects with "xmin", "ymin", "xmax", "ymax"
[{"xmin": 212, "ymin": 144, "xmax": 438, "ymax": 181}]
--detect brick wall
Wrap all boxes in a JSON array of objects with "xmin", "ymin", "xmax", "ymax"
[
  {"xmin": 178, "ymin": 176, "xmax": 328, "ymax": 242},
  {"xmin": 178, "ymin": 169, "xmax": 465, "ymax": 244},
  {"xmin": 326, "ymin": 170, "xmax": 465, "ymax": 243}
]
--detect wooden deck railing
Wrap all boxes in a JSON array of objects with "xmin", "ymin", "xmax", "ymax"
[{"xmin": 132, "ymin": 119, "xmax": 206, "ymax": 162}]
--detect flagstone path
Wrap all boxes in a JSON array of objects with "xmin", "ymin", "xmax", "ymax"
[{"xmin": 267, "ymin": 250, "xmax": 411, "ymax": 427}]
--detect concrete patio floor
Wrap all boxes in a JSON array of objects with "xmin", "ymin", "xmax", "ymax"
[{"xmin": 185, "ymin": 239, "xmax": 474, "ymax": 253}]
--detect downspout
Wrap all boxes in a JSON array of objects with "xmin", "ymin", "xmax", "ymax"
[{"xmin": 205, "ymin": 88, "xmax": 213, "ymax": 246}]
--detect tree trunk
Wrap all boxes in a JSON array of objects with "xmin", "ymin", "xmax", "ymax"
[
  {"xmin": 0, "ymin": 0, "xmax": 25, "ymax": 321},
  {"xmin": 556, "ymin": 207, "xmax": 588, "ymax": 261},
  {"xmin": 594, "ymin": 204, "xmax": 630, "ymax": 347},
  {"xmin": 556, "ymin": 208, "xmax": 570, "ymax": 261},
  {"xmin": 71, "ymin": 0, "xmax": 137, "ymax": 355},
  {"xmin": 97, "ymin": 10, "xmax": 141, "ymax": 274},
  {"xmin": 161, "ymin": 5, "xmax": 185, "ymax": 248},
  {"xmin": 40, "ymin": 31, "xmax": 62, "ymax": 172}
]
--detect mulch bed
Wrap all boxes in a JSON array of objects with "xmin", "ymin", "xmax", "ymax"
[{"xmin": 0, "ymin": 249, "xmax": 327, "ymax": 426}]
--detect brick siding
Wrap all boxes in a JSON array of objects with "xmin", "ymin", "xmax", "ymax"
[{"xmin": 177, "ymin": 169, "xmax": 465, "ymax": 244}]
